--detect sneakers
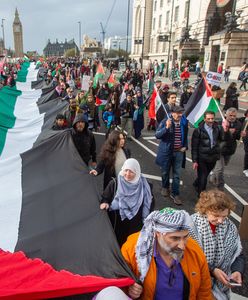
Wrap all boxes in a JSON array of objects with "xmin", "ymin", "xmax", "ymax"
[
  {"xmin": 161, "ymin": 188, "xmax": 170, "ymax": 197},
  {"xmin": 243, "ymin": 170, "xmax": 248, "ymax": 177},
  {"xmin": 170, "ymin": 194, "xmax": 183, "ymax": 205}
]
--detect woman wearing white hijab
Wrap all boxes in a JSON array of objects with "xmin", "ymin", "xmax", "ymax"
[{"xmin": 100, "ymin": 158, "xmax": 154, "ymax": 246}]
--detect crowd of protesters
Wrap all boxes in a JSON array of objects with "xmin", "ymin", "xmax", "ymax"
[{"xmin": 2, "ymin": 56, "xmax": 247, "ymax": 299}]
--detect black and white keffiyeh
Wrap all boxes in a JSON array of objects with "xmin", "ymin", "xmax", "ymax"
[
  {"xmin": 190, "ymin": 213, "xmax": 242, "ymax": 300},
  {"xmin": 135, "ymin": 208, "xmax": 192, "ymax": 282}
]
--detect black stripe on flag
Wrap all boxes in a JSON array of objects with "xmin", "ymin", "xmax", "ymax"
[
  {"xmin": 17, "ymin": 130, "xmax": 135, "ymax": 280},
  {"xmin": 184, "ymin": 79, "xmax": 206, "ymax": 117}
]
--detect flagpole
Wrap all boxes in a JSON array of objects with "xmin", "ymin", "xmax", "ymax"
[
  {"xmin": 154, "ymin": 86, "xmax": 170, "ymax": 119},
  {"xmin": 213, "ymin": 98, "xmax": 225, "ymax": 120}
]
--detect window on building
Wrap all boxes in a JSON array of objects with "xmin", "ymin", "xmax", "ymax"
[
  {"xmin": 166, "ymin": 11, "xmax": 170, "ymax": 26},
  {"xmin": 167, "ymin": 0, "xmax": 171, "ymax": 3},
  {"xmin": 160, "ymin": 0, "xmax": 164, "ymax": 7},
  {"xmin": 154, "ymin": 0, "xmax": 157, "ymax": 11},
  {"xmin": 159, "ymin": 15, "xmax": 162, "ymax": 28},
  {"xmin": 184, "ymin": 1, "xmax": 189, "ymax": 19},
  {"xmin": 174, "ymin": 6, "xmax": 179, "ymax": 22},
  {"xmin": 153, "ymin": 17, "xmax": 156, "ymax": 30}
]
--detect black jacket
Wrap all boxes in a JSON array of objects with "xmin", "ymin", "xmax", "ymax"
[
  {"xmin": 96, "ymin": 147, "xmax": 131, "ymax": 189},
  {"xmin": 191, "ymin": 122, "xmax": 228, "ymax": 163},
  {"xmin": 219, "ymin": 119, "xmax": 242, "ymax": 156},
  {"xmin": 119, "ymin": 99, "xmax": 136, "ymax": 118},
  {"xmin": 71, "ymin": 114, "xmax": 96, "ymax": 165}
]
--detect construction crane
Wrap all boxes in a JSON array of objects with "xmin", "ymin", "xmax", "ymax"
[{"xmin": 100, "ymin": 0, "xmax": 117, "ymax": 46}]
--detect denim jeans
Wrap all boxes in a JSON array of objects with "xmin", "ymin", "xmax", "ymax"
[{"xmin": 161, "ymin": 151, "xmax": 184, "ymax": 196}]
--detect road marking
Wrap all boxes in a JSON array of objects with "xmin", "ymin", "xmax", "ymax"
[
  {"xmin": 230, "ymin": 211, "xmax": 241, "ymax": 222},
  {"xmin": 130, "ymin": 136, "xmax": 157, "ymax": 157},
  {"xmin": 131, "ymin": 134, "xmax": 247, "ymax": 217},
  {"xmin": 147, "ymin": 140, "xmax": 160, "ymax": 146},
  {"xmin": 143, "ymin": 173, "xmax": 183, "ymax": 185},
  {"xmin": 93, "ymin": 132, "xmax": 105, "ymax": 136},
  {"xmin": 142, "ymin": 136, "xmax": 157, "ymax": 140},
  {"xmin": 224, "ymin": 184, "xmax": 248, "ymax": 205}
]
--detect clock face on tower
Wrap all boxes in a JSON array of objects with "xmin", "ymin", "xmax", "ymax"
[{"xmin": 14, "ymin": 25, "xmax": 21, "ymax": 33}]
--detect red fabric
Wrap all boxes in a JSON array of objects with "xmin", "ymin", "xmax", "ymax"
[
  {"xmin": 209, "ymin": 222, "xmax": 216, "ymax": 234},
  {"xmin": 148, "ymin": 89, "xmax": 157, "ymax": 119},
  {"xmin": 0, "ymin": 249, "xmax": 134, "ymax": 300},
  {"xmin": 96, "ymin": 63, "xmax": 104, "ymax": 75},
  {"xmin": 108, "ymin": 73, "xmax": 115, "ymax": 85},
  {"xmin": 180, "ymin": 71, "xmax": 190, "ymax": 80}
]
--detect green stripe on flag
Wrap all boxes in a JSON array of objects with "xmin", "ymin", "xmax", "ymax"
[
  {"xmin": 194, "ymin": 98, "xmax": 218, "ymax": 128},
  {"xmin": 0, "ymin": 62, "xmax": 30, "ymax": 154},
  {"xmin": 17, "ymin": 62, "xmax": 30, "ymax": 82},
  {"xmin": 0, "ymin": 87, "xmax": 22, "ymax": 155}
]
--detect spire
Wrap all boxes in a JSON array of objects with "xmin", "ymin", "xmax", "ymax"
[{"xmin": 14, "ymin": 8, "xmax": 21, "ymax": 24}]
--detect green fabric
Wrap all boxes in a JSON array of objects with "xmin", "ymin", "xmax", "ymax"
[
  {"xmin": 194, "ymin": 98, "xmax": 218, "ymax": 128},
  {"xmin": 93, "ymin": 73, "xmax": 104, "ymax": 88},
  {"xmin": 17, "ymin": 62, "xmax": 30, "ymax": 82},
  {"xmin": 0, "ymin": 62, "xmax": 30, "ymax": 155},
  {"xmin": 0, "ymin": 86, "xmax": 22, "ymax": 155}
]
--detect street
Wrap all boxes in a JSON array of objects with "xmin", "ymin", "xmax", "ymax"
[{"xmin": 93, "ymin": 117, "xmax": 248, "ymax": 298}]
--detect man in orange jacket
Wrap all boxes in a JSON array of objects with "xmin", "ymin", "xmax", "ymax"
[{"xmin": 121, "ymin": 208, "xmax": 213, "ymax": 300}]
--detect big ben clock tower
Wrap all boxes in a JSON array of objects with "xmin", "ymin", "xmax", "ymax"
[{"xmin": 13, "ymin": 8, "xmax": 24, "ymax": 57}]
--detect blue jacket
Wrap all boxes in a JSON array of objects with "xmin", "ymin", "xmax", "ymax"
[{"xmin": 155, "ymin": 115, "xmax": 188, "ymax": 167}]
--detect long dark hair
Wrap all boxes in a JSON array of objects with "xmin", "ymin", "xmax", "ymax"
[{"xmin": 99, "ymin": 130, "xmax": 125, "ymax": 170}]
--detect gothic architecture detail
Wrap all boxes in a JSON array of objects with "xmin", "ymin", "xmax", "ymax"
[{"xmin": 13, "ymin": 8, "xmax": 24, "ymax": 58}]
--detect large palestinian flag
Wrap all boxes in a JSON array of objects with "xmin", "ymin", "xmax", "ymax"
[{"xmin": 0, "ymin": 62, "xmax": 135, "ymax": 299}]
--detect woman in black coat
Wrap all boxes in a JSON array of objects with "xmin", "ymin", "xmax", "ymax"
[
  {"xmin": 100, "ymin": 158, "xmax": 154, "ymax": 246},
  {"xmin": 90, "ymin": 130, "xmax": 130, "ymax": 189},
  {"xmin": 223, "ymin": 82, "xmax": 239, "ymax": 111}
]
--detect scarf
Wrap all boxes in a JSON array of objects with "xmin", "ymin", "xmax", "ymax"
[
  {"xmin": 114, "ymin": 148, "xmax": 127, "ymax": 176},
  {"xmin": 190, "ymin": 213, "xmax": 242, "ymax": 300},
  {"xmin": 136, "ymin": 208, "xmax": 192, "ymax": 282},
  {"xmin": 110, "ymin": 159, "xmax": 152, "ymax": 221}
]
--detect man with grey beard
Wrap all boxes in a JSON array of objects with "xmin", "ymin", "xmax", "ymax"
[{"xmin": 121, "ymin": 208, "xmax": 212, "ymax": 300}]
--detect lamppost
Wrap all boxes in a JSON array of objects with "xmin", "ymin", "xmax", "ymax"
[
  {"xmin": 1, "ymin": 19, "xmax": 5, "ymax": 50},
  {"xmin": 126, "ymin": 0, "xmax": 131, "ymax": 58},
  {"xmin": 78, "ymin": 21, "xmax": 81, "ymax": 55},
  {"xmin": 141, "ymin": 5, "xmax": 146, "ymax": 70},
  {"xmin": 166, "ymin": 0, "xmax": 175, "ymax": 77}
]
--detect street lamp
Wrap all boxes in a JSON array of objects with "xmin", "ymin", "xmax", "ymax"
[
  {"xmin": 126, "ymin": 0, "xmax": 131, "ymax": 57},
  {"xmin": 1, "ymin": 19, "xmax": 5, "ymax": 50},
  {"xmin": 166, "ymin": 0, "xmax": 175, "ymax": 77},
  {"xmin": 78, "ymin": 21, "xmax": 82, "ymax": 55}
]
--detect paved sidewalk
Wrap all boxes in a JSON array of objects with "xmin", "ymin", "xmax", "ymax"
[{"xmin": 232, "ymin": 292, "xmax": 248, "ymax": 300}]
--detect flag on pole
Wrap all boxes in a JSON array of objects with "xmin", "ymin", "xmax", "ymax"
[
  {"xmin": 184, "ymin": 78, "xmax": 218, "ymax": 127},
  {"xmin": 95, "ymin": 96, "xmax": 108, "ymax": 110},
  {"xmin": 108, "ymin": 73, "xmax": 116, "ymax": 88},
  {"xmin": 148, "ymin": 86, "xmax": 162, "ymax": 119},
  {"xmin": 93, "ymin": 62, "xmax": 105, "ymax": 88},
  {"xmin": 119, "ymin": 83, "xmax": 129, "ymax": 104},
  {"xmin": 0, "ymin": 63, "xmax": 135, "ymax": 299}
]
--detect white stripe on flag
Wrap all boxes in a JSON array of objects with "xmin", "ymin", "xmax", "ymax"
[
  {"xmin": 186, "ymin": 91, "xmax": 211, "ymax": 125},
  {"xmin": 0, "ymin": 63, "xmax": 45, "ymax": 251}
]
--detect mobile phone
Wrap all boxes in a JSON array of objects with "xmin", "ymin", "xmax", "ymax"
[{"xmin": 229, "ymin": 279, "xmax": 242, "ymax": 287}]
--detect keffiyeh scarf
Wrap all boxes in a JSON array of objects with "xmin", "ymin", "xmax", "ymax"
[
  {"xmin": 135, "ymin": 208, "xmax": 192, "ymax": 282},
  {"xmin": 190, "ymin": 213, "xmax": 242, "ymax": 300}
]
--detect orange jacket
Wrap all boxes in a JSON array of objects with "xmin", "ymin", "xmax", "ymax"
[{"xmin": 121, "ymin": 232, "xmax": 213, "ymax": 300}]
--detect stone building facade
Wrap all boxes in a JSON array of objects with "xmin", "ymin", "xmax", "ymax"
[
  {"xmin": 13, "ymin": 8, "xmax": 24, "ymax": 58},
  {"xmin": 131, "ymin": 0, "xmax": 248, "ymax": 73},
  {"xmin": 43, "ymin": 39, "xmax": 79, "ymax": 57}
]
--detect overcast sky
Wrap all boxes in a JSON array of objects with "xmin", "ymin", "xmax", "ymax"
[{"xmin": 0, "ymin": 0, "xmax": 133, "ymax": 54}]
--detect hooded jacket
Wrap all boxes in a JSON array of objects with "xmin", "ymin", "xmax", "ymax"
[{"xmin": 71, "ymin": 114, "xmax": 96, "ymax": 165}]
